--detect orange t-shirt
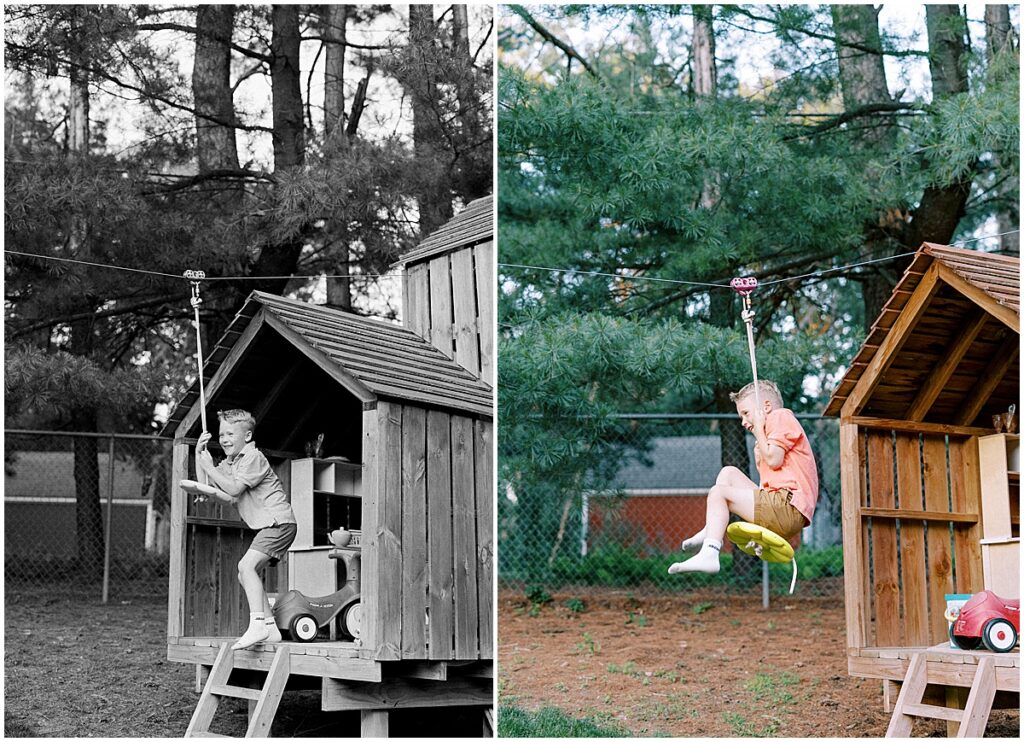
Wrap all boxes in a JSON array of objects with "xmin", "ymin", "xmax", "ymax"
[{"xmin": 755, "ymin": 408, "xmax": 819, "ymax": 524}]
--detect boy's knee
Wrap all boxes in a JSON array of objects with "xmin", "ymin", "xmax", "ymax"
[
  {"xmin": 237, "ymin": 559, "xmax": 255, "ymax": 582},
  {"xmin": 717, "ymin": 466, "xmax": 742, "ymax": 484}
]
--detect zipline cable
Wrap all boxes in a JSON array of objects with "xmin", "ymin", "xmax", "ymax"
[
  {"xmin": 1, "ymin": 249, "xmax": 400, "ymax": 281},
  {"xmin": 498, "ymin": 229, "xmax": 1019, "ymax": 291}
]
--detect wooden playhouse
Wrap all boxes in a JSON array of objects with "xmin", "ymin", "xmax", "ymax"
[
  {"xmin": 163, "ymin": 196, "xmax": 495, "ymax": 737},
  {"xmin": 824, "ymin": 243, "xmax": 1019, "ymax": 736}
]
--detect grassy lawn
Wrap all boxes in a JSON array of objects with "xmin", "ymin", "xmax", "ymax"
[{"xmin": 498, "ymin": 705, "xmax": 633, "ymax": 737}]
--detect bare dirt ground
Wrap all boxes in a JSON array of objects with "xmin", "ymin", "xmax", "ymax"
[
  {"xmin": 3, "ymin": 582, "xmax": 480, "ymax": 737},
  {"xmin": 498, "ymin": 588, "xmax": 1020, "ymax": 738}
]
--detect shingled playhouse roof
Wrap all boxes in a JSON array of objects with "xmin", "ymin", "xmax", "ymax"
[
  {"xmin": 162, "ymin": 291, "xmax": 494, "ymax": 436},
  {"xmin": 392, "ymin": 195, "xmax": 492, "ymax": 267},
  {"xmin": 823, "ymin": 242, "xmax": 1019, "ymax": 421}
]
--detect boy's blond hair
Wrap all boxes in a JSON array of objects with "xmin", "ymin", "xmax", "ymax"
[
  {"xmin": 729, "ymin": 380, "xmax": 783, "ymax": 408},
  {"xmin": 218, "ymin": 409, "xmax": 256, "ymax": 432}
]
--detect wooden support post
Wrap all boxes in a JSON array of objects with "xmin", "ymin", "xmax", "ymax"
[{"xmin": 361, "ymin": 710, "xmax": 389, "ymax": 737}]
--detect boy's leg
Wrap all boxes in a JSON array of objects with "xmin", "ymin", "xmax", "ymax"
[
  {"xmin": 670, "ymin": 483, "xmax": 755, "ymax": 574},
  {"xmin": 681, "ymin": 467, "xmax": 758, "ymax": 550},
  {"xmin": 262, "ymin": 579, "xmax": 282, "ymax": 642},
  {"xmin": 234, "ymin": 548, "xmax": 272, "ymax": 649}
]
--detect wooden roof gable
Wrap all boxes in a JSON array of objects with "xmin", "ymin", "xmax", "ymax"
[
  {"xmin": 824, "ymin": 243, "xmax": 1019, "ymax": 422},
  {"xmin": 163, "ymin": 291, "xmax": 494, "ymax": 435},
  {"xmin": 393, "ymin": 195, "xmax": 493, "ymax": 267}
]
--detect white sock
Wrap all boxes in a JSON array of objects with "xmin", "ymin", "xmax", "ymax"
[
  {"xmin": 264, "ymin": 616, "xmax": 282, "ymax": 642},
  {"xmin": 668, "ymin": 539, "xmax": 722, "ymax": 575},
  {"xmin": 681, "ymin": 528, "xmax": 706, "ymax": 551},
  {"xmin": 232, "ymin": 613, "xmax": 270, "ymax": 650}
]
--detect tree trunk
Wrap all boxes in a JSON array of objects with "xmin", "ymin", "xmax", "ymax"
[
  {"xmin": 323, "ymin": 4, "xmax": 352, "ymax": 310},
  {"xmin": 409, "ymin": 4, "xmax": 453, "ymax": 236},
  {"xmin": 66, "ymin": 8, "xmax": 105, "ymax": 578},
  {"xmin": 73, "ymin": 420, "xmax": 104, "ymax": 576},
  {"xmin": 249, "ymin": 4, "xmax": 306, "ymax": 299},
  {"xmin": 691, "ymin": 5, "xmax": 717, "ymax": 98},
  {"xmin": 830, "ymin": 5, "xmax": 907, "ymax": 329},
  {"xmin": 904, "ymin": 6, "xmax": 971, "ymax": 250},
  {"xmin": 191, "ymin": 5, "xmax": 241, "ymax": 347},
  {"xmin": 192, "ymin": 5, "xmax": 238, "ymax": 173},
  {"xmin": 270, "ymin": 5, "xmax": 305, "ymax": 171},
  {"xmin": 323, "ymin": 4, "xmax": 349, "ymax": 144},
  {"xmin": 984, "ymin": 5, "xmax": 1018, "ymax": 255}
]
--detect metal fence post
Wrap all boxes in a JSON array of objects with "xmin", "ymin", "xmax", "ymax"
[
  {"xmin": 102, "ymin": 435, "xmax": 116, "ymax": 604},
  {"xmin": 762, "ymin": 561, "xmax": 769, "ymax": 609}
]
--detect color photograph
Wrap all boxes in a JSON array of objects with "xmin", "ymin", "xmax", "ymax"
[{"xmin": 497, "ymin": 4, "xmax": 1019, "ymax": 737}]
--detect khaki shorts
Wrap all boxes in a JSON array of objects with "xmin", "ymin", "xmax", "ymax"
[
  {"xmin": 754, "ymin": 488, "xmax": 806, "ymax": 539},
  {"xmin": 249, "ymin": 522, "xmax": 297, "ymax": 564}
]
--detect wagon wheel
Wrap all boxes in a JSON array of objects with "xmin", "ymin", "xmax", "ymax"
[
  {"xmin": 290, "ymin": 613, "xmax": 319, "ymax": 643},
  {"xmin": 981, "ymin": 618, "xmax": 1017, "ymax": 653},
  {"xmin": 948, "ymin": 624, "xmax": 981, "ymax": 651}
]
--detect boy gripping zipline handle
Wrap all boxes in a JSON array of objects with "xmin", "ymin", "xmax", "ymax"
[{"xmin": 728, "ymin": 275, "xmax": 798, "ymax": 594}]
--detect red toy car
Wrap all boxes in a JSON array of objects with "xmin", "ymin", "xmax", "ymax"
[{"xmin": 949, "ymin": 590, "xmax": 1019, "ymax": 652}]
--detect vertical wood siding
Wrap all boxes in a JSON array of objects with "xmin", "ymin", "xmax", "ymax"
[
  {"xmin": 426, "ymin": 408, "xmax": 454, "ymax": 658},
  {"xmin": 404, "ymin": 242, "xmax": 494, "ymax": 385},
  {"xmin": 854, "ymin": 428, "xmax": 985, "ymax": 649},
  {"xmin": 364, "ymin": 402, "xmax": 490, "ymax": 661}
]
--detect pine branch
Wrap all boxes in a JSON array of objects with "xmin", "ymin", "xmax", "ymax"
[
  {"xmin": 5, "ymin": 40, "xmax": 274, "ymax": 134},
  {"xmin": 508, "ymin": 5, "xmax": 599, "ymax": 79},
  {"xmin": 7, "ymin": 293, "xmax": 182, "ymax": 341},
  {"xmin": 139, "ymin": 168, "xmax": 275, "ymax": 195},
  {"xmin": 136, "ymin": 22, "xmax": 272, "ymax": 62},
  {"xmin": 726, "ymin": 7, "xmax": 928, "ymax": 58},
  {"xmin": 783, "ymin": 102, "xmax": 924, "ymax": 141}
]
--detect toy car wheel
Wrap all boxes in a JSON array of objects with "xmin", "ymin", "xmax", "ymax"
[
  {"xmin": 290, "ymin": 614, "xmax": 319, "ymax": 643},
  {"xmin": 342, "ymin": 601, "xmax": 361, "ymax": 640},
  {"xmin": 981, "ymin": 618, "xmax": 1017, "ymax": 653},
  {"xmin": 948, "ymin": 624, "xmax": 981, "ymax": 650}
]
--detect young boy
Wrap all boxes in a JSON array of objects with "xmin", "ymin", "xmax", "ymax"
[
  {"xmin": 196, "ymin": 409, "xmax": 297, "ymax": 649},
  {"xmin": 669, "ymin": 380, "xmax": 818, "ymax": 575}
]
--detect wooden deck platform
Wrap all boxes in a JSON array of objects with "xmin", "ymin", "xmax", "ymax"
[
  {"xmin": 168, "ymin": 636, "xmax": 494, "ymax": 685},
  {"xmin": 849, "ymin": 643, "xmax": 1020, "ymax": 692}
]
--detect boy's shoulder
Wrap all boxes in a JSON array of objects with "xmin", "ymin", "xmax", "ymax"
[
  {"xmin": 770, "ymin": 407, "xmax": 807, "ymax": 430},
  {"xmin": 235, "ymin": 442, "xmax": 270, "ymax": 464}
]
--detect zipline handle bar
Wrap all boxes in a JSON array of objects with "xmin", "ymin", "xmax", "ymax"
[
  {"xmin": 731, "ymin": 275, "xmax": 761, "ymax": 412},
  {"xmin": 184, "ymin": 270, "xmax": 208, "ymax": 436}
]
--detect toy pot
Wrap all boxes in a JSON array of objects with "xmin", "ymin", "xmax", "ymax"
[{"xmin": 329, "ymin": 528, "xmax": 352, "ymax": 548}]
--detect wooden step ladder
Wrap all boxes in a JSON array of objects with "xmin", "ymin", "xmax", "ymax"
[
  {"xmin": 886, "ymin": 652, "xmax": 997, "ymax": 737},
  {"xmin": 185, "ymin": 642, "xmax": 291, "ymax": 738}
]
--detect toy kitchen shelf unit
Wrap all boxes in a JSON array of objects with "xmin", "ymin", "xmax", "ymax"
[
  {"xmin": 288, "ymin": 457, "xmax": 362, "ymax": 598},
  {"xmin": 977, "ymin": 433, "xmax": 1020, "ymax": 599}
]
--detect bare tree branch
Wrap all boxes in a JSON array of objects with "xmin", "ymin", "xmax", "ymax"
[{"xmin": 508, "ymin": 5, "xmax": 599, "ymax": 78}]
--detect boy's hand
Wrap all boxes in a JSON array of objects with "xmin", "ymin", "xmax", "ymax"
[
  {"xmin": 750, "ymin": 406, "xmax": 766, "ymax": 434},
  {"xmin": 196, "ymin": 432, "xmax": 214, "ymax": 471}
]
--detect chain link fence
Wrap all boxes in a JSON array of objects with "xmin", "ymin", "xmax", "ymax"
[
  {"xmin": 4, "ymin": 430, "xmax": 173, "ymax": 601},
  {"xmin": 498, "ymin": 414, "xmax": 843, "ymax": 598}
]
